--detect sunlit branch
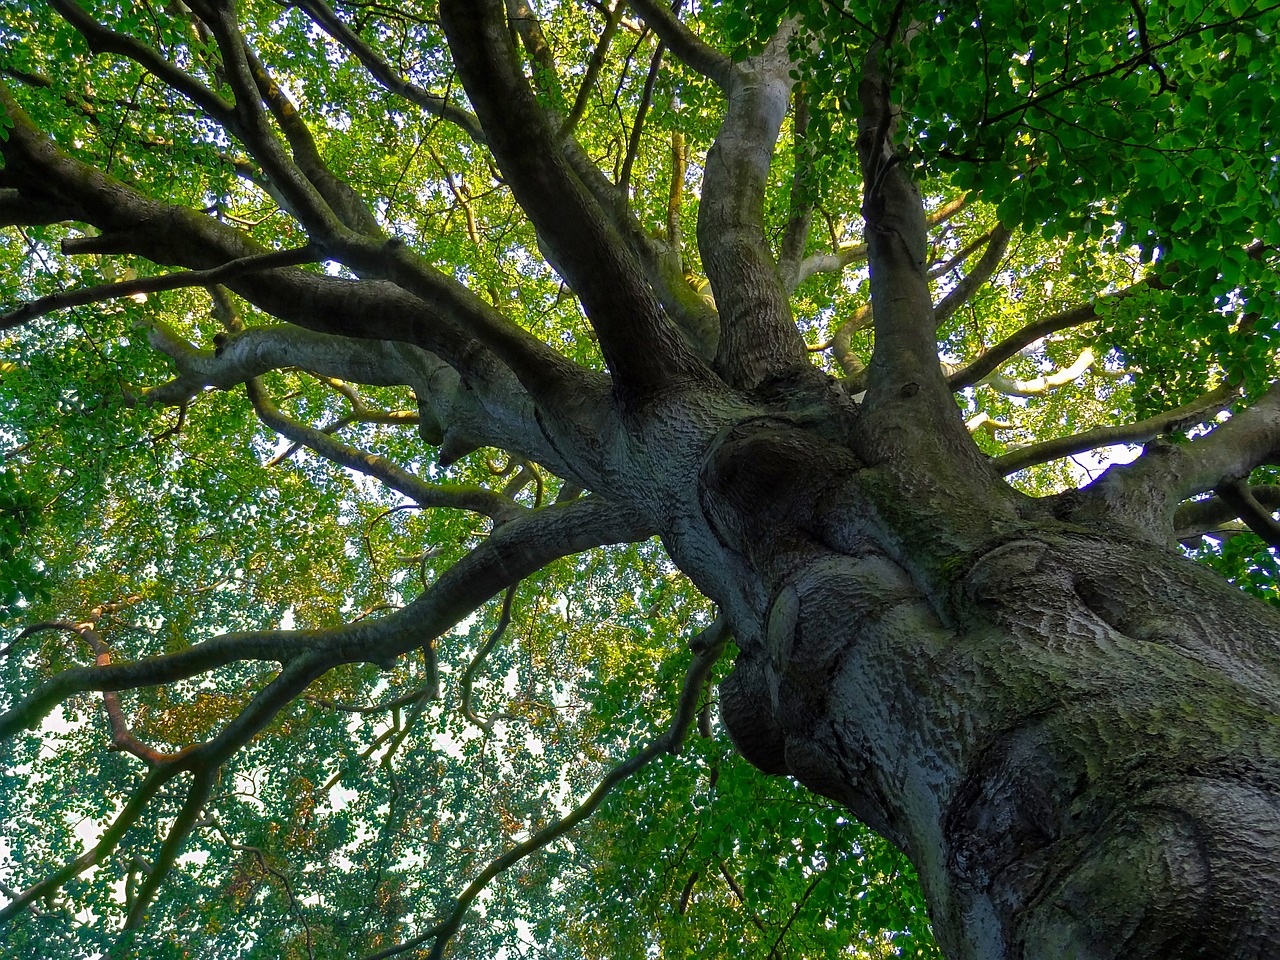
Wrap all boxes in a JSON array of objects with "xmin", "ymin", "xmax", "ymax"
[
  {"xmin": 717, "ymin": 859, "xmax": 768, "ymax": 933},
  {"xmin": 791, "ymin": 197, "xmax": 967, "ymax": 289},
  {"xmin": 364, "ymin": 616, "xmax": 729, "ymax": 960},
  {"xmin": 624, "ymin": 0, "xmax": 731, "ymax": 87},
  {"xmin": 241, "ymin": 42, "xmax": 383, "ymax": 237},
  {"xmin": 0, "ymin": 246, "xmax": 318, "ymax": 332},
  {"xmin": 267, "ymin": 409, "xmax": 421, "ymax": 468},
  {"xmin": 966, "ymin": 411, "xmax": 1015, "ymax": 435},
  {"xmin": 946, "ymin": 278, "xmax": 1158, "ymax": 391},
  {"xmin": 1080, "ymin": 381, "xmax": 1280, "ymax": 545},
  {"xmin": 505, "ymin": 0, "xmax": 562, "ymax": 91},
  {"xmin": 983, "ymin": 346, "xmax": 1097, "ymax": 397},
  {"xmin": 667, "ymin": 130, "xmax": 687, "ymax": 252},
  {"xmin": 830, "ymin": 304, "xmax": 873, "ymax": 381},
  {"xmin": 999, "ymin": 383, "xmax": 1238, "ymax": 475},
  {"xmin": 291, "ymin": 0, "xmax": 488, "ymax": 145}
]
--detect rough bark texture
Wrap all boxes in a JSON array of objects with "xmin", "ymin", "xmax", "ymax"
[{"xmin": 3, "ymin": 2, "xmax": 1279, "ymax": 957}]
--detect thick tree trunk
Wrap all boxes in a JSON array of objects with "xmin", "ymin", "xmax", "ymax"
[{"xmin": 713, "ymin": 484, "xmax": 1280, "ymax": 959}]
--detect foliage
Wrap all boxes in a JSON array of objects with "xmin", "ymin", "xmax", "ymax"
[{"xmin": 0, "ymin": 0, "xmax": 1277, "ymax": 958}]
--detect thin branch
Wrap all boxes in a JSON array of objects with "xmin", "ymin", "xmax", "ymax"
[
  {"xmin": 618, "ymin": 42, "xmax": 665, "ymax": 202},
  {"xmin": 460, "ymin": 584, "xmax": 519, "ymax": 734},
  {"xmin": 928, "ymin": 228, "xmax": 994, "ymax": 280},
  {"xmin": 561, "ymin": 1, "xmax": 625, "ymax": 136},
  {"xmin": 208, "ymin": 819, "xmax": 316, "ymax": 960},
  {"xmin": 998, "ymin": 383, "xmax": 1238, "ymax": 475},
  {"xmin": 186, "ymin": 0, "xmax": 353, "ymax": 238},
  {"xmin": 0, "ymin": 765, "xmax": 179, "ymax": 924},
  {"xmin": 247, "ymin": 377, "xmax": 522, "ymax": 521},
  {"xmin": 932, "ymin": 223, "xmax": 1013, "ymax": 328},
  {"xmin": 1, "ymin": 81, "xmax": 582, "ymax": 412},
  {"xmin": 15, "ymin": 621, "xmax": 197, "ymax": 765},
  {"xmin": 1, "ymin": 246, "xmax": 318, "ymax": 331},
  {"xmin": 718, "ymin": 859, "xmax": 768, "ymax": 933},
  {"xmin": 947, "ymin": 277, "xmax": 1158, "ymax": 391},
  {"xmin": 241, "ymin": 41, "xmax": 383, "ymax": 237},
  {"xmin": 291, "ymin": 0, "xmax": 487, "ymax": 144},
  {"xmin": 46, "ymin": 0, "xmax": 236, "ymax": 128},
  {"xmin": 365, "ymin": 617, "xmax": 730, "ymax": 960},
  {"xmin": 1, "ymin": 497, "xmax": 653, "ymax": 740},
  {"xmin": 791, "ymin": 198, "xmax": 968, "ymax": 288}
]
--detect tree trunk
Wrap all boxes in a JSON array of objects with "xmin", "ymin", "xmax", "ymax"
[{"xmin": 712, "ymin": 472, "xmax": 1280, "ymax": 959}]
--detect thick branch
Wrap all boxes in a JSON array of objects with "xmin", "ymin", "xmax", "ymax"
[
  {"xmin": 624, "ymin": 0, "xmax": 731, "ymax": 87},
  {"xmin": 1055, "ymin": 384, "xmax": 1280, "ymax": 540},
  {"xmin": 778, "ymin": 90, "xmax": 813, "ymax": 292},
  {"xmin": 0, "ymin": 81, "xmax": 604, "ymax": 436},
  {"xmin": 998, "ymin": 383, "xmax": 1238, "ymax": 475},
  {"xmin": 1174, "ymin": 485, "xmax": 1280, "ymax": 542},
  {"xmin": 0, "ymin": 246, "xmax": 318, "ymax": 331},
  {"xmin": 437, "ymin": 0, "xmax": 711, "ymax": 402},
  {"xmin": 186, "ymin": 0, "xmax": 353, "ymax": 238},
  {"xmin": 247, "ymin": 378, "xmax": 524, "ymax": 521},
  {"xmin": 855, "ymin": 29, "xmax": 991, "ymax": 480},
  {"xmin": 0, "ymin": 497, "xmax": 652, "ymax": 739},
  {"xmin": 1216, "ymin": 480, "xmax": 1280, "ymax": 549},
  {"xmin": 698, "ymin": 23, "xmax": 808, "ymax": 389}
]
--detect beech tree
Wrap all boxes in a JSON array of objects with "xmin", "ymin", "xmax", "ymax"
[{"xmin": 2, "ymin": 0, "xmax": 1279, "ymax": 957}]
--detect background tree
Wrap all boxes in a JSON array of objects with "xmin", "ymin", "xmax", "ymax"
[{"xmin": 2, "ymin": 1, "xmax": 1279, "ymax": 958}]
